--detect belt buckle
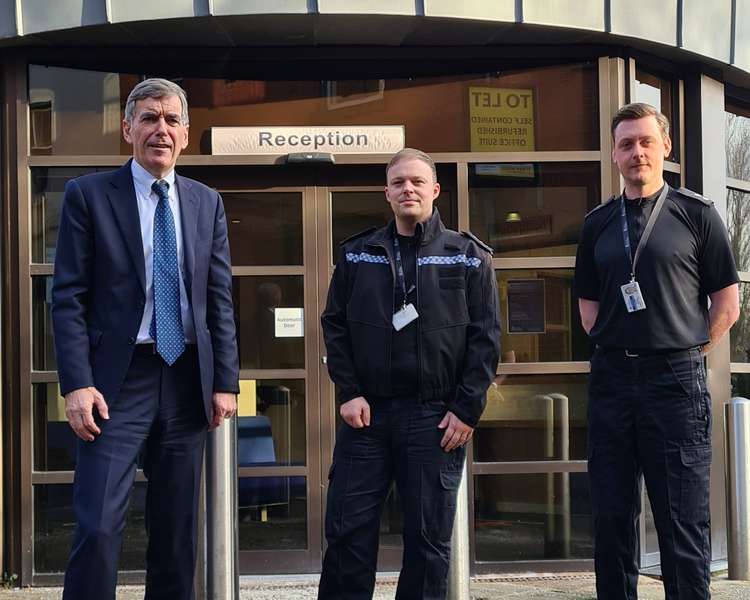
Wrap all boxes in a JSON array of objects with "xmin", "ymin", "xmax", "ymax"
[{"xmin": 624, "ymin": 349, "xmax": 639, "ymax": 358}]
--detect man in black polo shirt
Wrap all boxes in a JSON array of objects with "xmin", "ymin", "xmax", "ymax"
[{"xmin": 574, "ymin": 102, "xmax": 740, "ymax": 599}]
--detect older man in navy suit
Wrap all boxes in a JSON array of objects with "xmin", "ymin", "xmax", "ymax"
[{"xmin": 52, "ymin": 78, "xmax": 239, "ymax": 600}]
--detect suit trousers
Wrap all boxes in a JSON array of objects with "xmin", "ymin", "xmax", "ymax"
[
  {"xmin": 588, "ymin": 347, "xmax": 712, "ymax": 600},
  {"xmin": 62, "ymin": 346, "xmax": 207, "ymax": 600},
  {"xmin": 318, "ymin": 396, "xmax": 465, "ymax": 600}
]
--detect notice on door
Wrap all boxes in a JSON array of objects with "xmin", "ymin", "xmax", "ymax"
[
  {"xmin": 507, "ymin": 279, "xmax": 545, "ymax": 334},
  {"xmin": 211, "ymin": 126, "xmax": 405, "ymax": 155},
  {"xmin": 469, "ymin": 87, "xmax": 535, "ymax": 152},
  {"xmin": 275, "ymin": 307, "xmax": 304, "ymax": 338}
]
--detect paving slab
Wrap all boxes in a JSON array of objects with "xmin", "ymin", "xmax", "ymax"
[{"xmin": 0, "ymin": 573, "xmax": 748, "ymax": 599}]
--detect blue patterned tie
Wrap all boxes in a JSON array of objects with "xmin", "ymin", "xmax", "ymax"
[{"xmin": 150, "ymin": 179, "xmax": 185, "ymax": 365}]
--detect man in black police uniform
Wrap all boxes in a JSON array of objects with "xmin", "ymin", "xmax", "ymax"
[
  {"xmin": 575, "ymin": 103, "xmax": 740, "ymax": 599},
  {"xmin": 318, "ymin": 148, "xmax": 500, "ymax": 600}
]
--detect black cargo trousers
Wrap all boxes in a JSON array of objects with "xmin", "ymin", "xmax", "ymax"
[
  {"xmin": 318, "ymin": 395, "xmax": 465, "ymax": 600},
  {"xmin": 587, "ymin": 347, "xmax": 712, "ymax": 600}
]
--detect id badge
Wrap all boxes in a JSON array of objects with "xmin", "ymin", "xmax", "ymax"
[
  {"xmin": 393, "ymin": 303, "xmax": 419, "ymax": 331},
  {"xmin": 620, "ymin": 280, "xmax": 646, "ymax": 313}
]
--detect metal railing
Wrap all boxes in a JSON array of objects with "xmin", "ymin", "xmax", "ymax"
[{"xmin": 726, "ymin": 397, "xmax": 750, "ymax": 580}]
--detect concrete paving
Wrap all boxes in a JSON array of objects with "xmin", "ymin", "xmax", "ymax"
[{"xmin": 1, "ymin": 573, "xmax": 749, "ymax": 599}]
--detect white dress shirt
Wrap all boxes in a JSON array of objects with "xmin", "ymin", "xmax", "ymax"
[{"xmin": 131, "ymin": 159, "xmax": 196, "ymax": 344}]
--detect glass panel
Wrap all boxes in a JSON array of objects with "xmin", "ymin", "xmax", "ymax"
[
  {"xmin": 34, "ymin": 482, "xmax": 147, "ymax": 572},
  {"xmin": 237, "ymin": 379, "xmax": 306, "ymax": 467},
  {"xmin": 495, "ymin": 270, "xmax": 590, "ymax": 363},
  {"xmin": 634, "ymin": 67, "xmax": 676, "ymax": 161},
  {"xmin": 32, "ymin": 276, "xmax": 56, "ymax": 371},
  {"xmin": 237, "ymin": 476, "xmax": 307, "ymax": 550},
  {"xmin": 731, "ymin": 373, "xmax": 750, "ymax": 398},
  {"xmin": 644, "ymin": 489, "xmax": 659, "ymax": 555},
  {"xmin": 726, "ymin": 100, "xmax": 750, "ymax": 181},
  {"xmin": 469, "ymin": 162, "xmax": 600, "ymax": 257},
  {"xmin": 474, "ymin": 374, "xmax": 588, "ymax": 462},
  {"xmin": 380, "ymin": 485, "xmax": 403, "ymax": 549},
  {"xmin": 731, "ymin": 283, "xmax": 750, "ymax": 363},
  {"xmin": 664, "ymin": 170, "xmax": 681, "ymax": 189},
  {"xmin": 30, "ymin": 63, "xmax": 599, "ymax": 155},
  {"xmin": 727, "ymin": 188, "xmax": 750, "ymax": 273},
  {"xmin": 223, "ymin": 192, "xmax": 303, "ymax": 266},
  {"xmin": 473, "ymin": 472, "xmax": 593, "ymax": 561},
  {"xmin": 233, "ymin": 276, "xmax": 304, "ymax": 370},
  {"xmin": 33, "ymin": 383, "xmax": 76, "ymax": 472}
]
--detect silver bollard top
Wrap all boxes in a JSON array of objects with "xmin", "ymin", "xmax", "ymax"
[{"xmin": 730, "ymin": 397, "xmax": 750, "ymax": 405}]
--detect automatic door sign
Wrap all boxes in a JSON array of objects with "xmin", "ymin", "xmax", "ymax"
[{"xmin": 507, "ymin": 279, "xmax": 546, "ymax": 334}]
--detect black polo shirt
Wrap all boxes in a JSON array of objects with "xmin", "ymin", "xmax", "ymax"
[{"xmin": 574, "ymin": 185, "xmax": 739, "ymax": 350}]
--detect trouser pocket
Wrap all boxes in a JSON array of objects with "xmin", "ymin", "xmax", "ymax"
[{"xmin": 669, "ymin": 444, "xmax": 711, "ymax": 522}]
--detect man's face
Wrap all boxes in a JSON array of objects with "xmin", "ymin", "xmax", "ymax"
[
  {"xmin": 384, "ymin": 158, "xmax": 440, "ymax": 224},
  {"xmin": 611, "ymin": 115, "xmax": 672, "ymax": 191},
  {"xmin": 122, "ymin": 95, "xmax": 189, "ymax": 179}
]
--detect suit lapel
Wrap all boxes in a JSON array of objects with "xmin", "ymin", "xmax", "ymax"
[
  {"xmin": 108, "ymin": 160, "xmax": 146, "ymax": 295},
  {"xmin": 176, "ymin": 174, "xmax": 198, "ymax": 296}
]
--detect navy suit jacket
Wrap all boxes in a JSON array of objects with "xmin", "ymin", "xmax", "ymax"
[{"xmin": 51, "ymin": 160, "xmax": 240, "ymax": 420}]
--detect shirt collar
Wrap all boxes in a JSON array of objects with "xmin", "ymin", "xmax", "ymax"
[{"xmin": 131, "ymin": 159, "xmax": 176, "ymax": 197}]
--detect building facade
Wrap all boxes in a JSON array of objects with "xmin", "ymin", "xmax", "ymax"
[{"xmin": 1, "ymin": 0, "xmax": 750, "ymax": 586}]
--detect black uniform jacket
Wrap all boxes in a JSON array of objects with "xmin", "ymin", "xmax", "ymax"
[{"xmin": 321, "ymin": 209, "xmax": 501, "ymax": 427}]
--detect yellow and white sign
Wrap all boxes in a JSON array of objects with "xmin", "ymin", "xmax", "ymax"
[{"xmin": 469, "ymin": 87, "xmax": 535, "ymax": 152}]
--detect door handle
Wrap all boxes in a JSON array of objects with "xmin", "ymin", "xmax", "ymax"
[{"xmin": 321, "ymin": 356, "xmax": 327, "ymax": 364}]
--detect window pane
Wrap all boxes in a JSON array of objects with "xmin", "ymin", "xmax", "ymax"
[
  {"xmin": 32, "ymin": 276, "xmax": 55, "ymax": 371},
  {"xmin": 474, "ymin": 374, "xmax": 588, "ymax": 462},
  {"xmin": 731, "ymin": 283, "xmax": 750, "ymax": 363},
  {"xmin": 496, "ymin": 270, "xmax": 591, "ymax": 363},
  {"xmin": 30, "ymin": 63, "xmax": 599, "ymax": 155},
  {"xmin": 34, "ymin": 482, "xmax": 147, "ymax": 572},
  {"xmin": 469, "ymin": 163, "xmax": 600, "ymax": 257},
  {"xmin": 473, "ymin": 473, "xmax": 593, "ymax": 561},
  {"xmin": 224, "ymin": 192, "xmax": 303, "ymax": 266},
  {"xmin": 726, "ymin": 101, "xmax": 750, "ymax": 181},
  {"xmin": 731, "ymin": 373, "xmax": 750, "ymax": 398},
  {"xmin": 727, "ymin": 189, "xmax": 750, "ymax": 272},
  {"xmin": 237, "ymin": 476, "xmax": 307, "ymax": 550},
  {"xmin": 33, "ymin": 383, "xmax": 76, "ymax": 472},
  {"xmin": 237, "ymin": 380, "xmax": 306, "ymax": 467},
  {"xmin": 31, "ymin": 167, "xmax": 116, "ymax": 263},
  {"xmin": 634, "ymin": 67, "xmax": 676, "ymax": 161},
  {"xmin": 233, "ymin": 276, "xmax": 304, "ymax": 370}
]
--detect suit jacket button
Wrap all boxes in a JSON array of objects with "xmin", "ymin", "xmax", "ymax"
[{"xmin": 128, "ymin": 337, "xmax": 136, "ymax": 345}]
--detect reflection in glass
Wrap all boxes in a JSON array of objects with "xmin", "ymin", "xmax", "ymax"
[
  {"xmin": 233, "ymin": 276, "xmax": 304, "ymax": 369},
  {"xmin": 33, "ymin": 383, "xmax": 76, "ymax": 472},
  {"xmin": 727, "ymin": 189, "xmax": 750, "ymax": 273},
  {"xmin": 644, "ymin": 490, "xmax": 659, "ymax": 555},
  {"xmin": 469, "ymin": 163, "xmax": 600, "ymax": 257},
  {"xmin": 731, "ymin": 373, "xmax": 750, "ymax": 398},
  {"xmin": 495, "ymin": 270, "xmax": 590, "ymax": 363},
  {"xmin": 31, "ymin": 167, "xmax": 103, "ymax": 263},
  {"xmin": 474, "ymin": 374, "xmax": 588, "ymax": 462},
  {"xmin": 726, "ymin": 102, "xmax": 750, "ymax": 180},
  {"xmin": 223, "ymin": 192, "xmax": 303, "ymax": 266},
  {"xmin": 731, "ymin": 283, "xmax": 750, "ymax": 363},
  {"xmin": 473, "ymin": 473, "xmax": 593, "ymax": 561},
  {"xmin": 34, "ymin": 482, "xmax": 147, "ymax": 572},
  {"xmin": 237, "ymin": 379, "xmax": 306, "ymax": 466},
  {"xmin": 237, "ymin": 476, "xmax": 307, "ymax": 550},
  {"xmin": 32, "ymin": 276, "xmax": 56, "ymax": 371},
  {"xmin": 30, "ymin": 63, "xmax": 598, "ymax": 155},
  {"xmin": 634, "ymin": 67, "xmax": 675, "ymax": 160}
]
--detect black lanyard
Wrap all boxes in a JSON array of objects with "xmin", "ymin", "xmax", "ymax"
[
  {"xmin": 619, "ymin": 184, "xmax": 669, "ymax": 281},
  {"xmin": 393, "ymin": 236, "xmax": 416, "ymax": 309}
]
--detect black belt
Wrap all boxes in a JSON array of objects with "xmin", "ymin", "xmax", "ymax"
[
  {"xmin": 134, "ymin": 342, "xmax": 196, "ymax": 355},
  {"xmin": 598, "ymin": 345, "xmax": 702, "ymax": 358}
]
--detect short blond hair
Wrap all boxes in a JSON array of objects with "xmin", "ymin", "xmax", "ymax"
[
  {"xmin": 611, "ymin": 102, "xmax": 670, "ymax": 140},
  {"xmin": 386, "ymin": 148, "xmax": 437, "ymax": 183}
]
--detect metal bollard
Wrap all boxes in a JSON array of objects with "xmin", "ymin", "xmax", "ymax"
[
  {"xmin": 206, "ymin": 418, "xmax": 240, "ymax": 599},
  {"xmin": 447, "ymin": 456, "xmax": 471, "ymax": 600},
  {"xmin": 725, "ymin": 397, "xmax": 750, "ymax": 580}
]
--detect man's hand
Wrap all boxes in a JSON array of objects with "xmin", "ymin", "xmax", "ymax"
[
  {"xmin": 438, "ymin": 411, "xmax": 473, "ymax": 452},
  {"xmin": 64, "ymin": 387, "xmax": 109, "ymax": 441},
  {"xmin": 209, "ymin": 392, "xmax": 237, "ymax": 431},
  {"xmin": 340, "ymin": 396, "xmax": 370, "ymax": 428}
]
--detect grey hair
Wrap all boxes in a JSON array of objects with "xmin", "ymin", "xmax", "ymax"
[
  {"xmin": 386, "ymin": 148, "xmax": 438, "ymax": 183},
  {"xmin": 123, "ymin": 78, "xmax": 189, "ymax": 125}
]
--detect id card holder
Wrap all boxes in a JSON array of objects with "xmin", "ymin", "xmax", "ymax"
[
  {"xmin": 620, "ymin": 280, "xmax": 646, "ymax": 313},
  {"xmin": 393, "ymin": 303, "xmax": 419, "ymax": 331}
]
